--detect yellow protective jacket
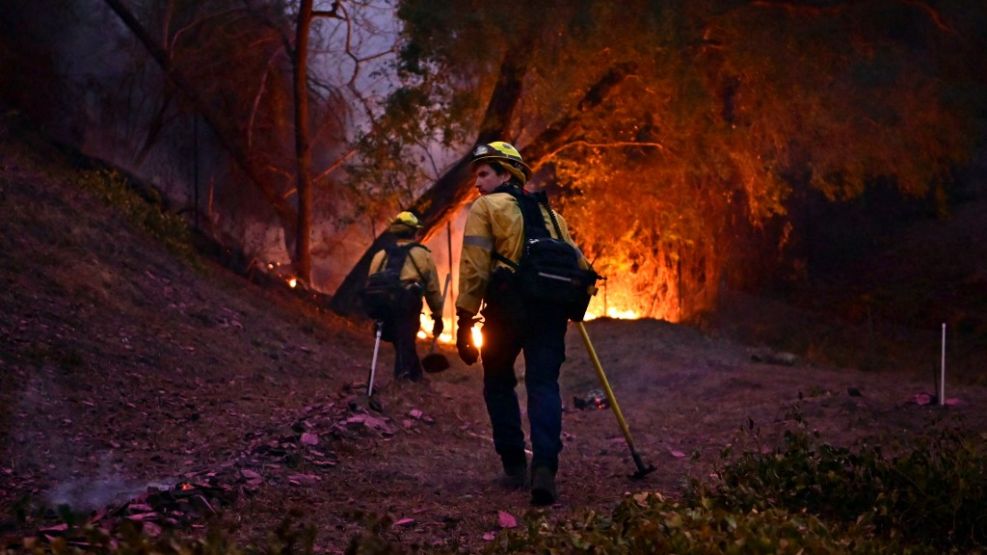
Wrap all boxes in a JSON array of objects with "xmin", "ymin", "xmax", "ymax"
[
  {"xmin": 368, "ymin": 240, "xmax": 444, "ymax": 316},
  {"xmin": 456, "ymin": 189, "xmax": 587, "ymax": 316}
]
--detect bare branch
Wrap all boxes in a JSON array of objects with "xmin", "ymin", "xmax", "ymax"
[
  {"xmin": 354, "ymin": 47, "xmax": 396, "ymax": 64},
  {"xmin": 749, "ymin": 0, "xmax": 847, "ymax": 15},
  {"xmin": 413, "ymin": 137, "xmax": 441, "ymax": 180},
  {"xmin": 170, "ymin": 8, "xmax": 253, "ymax": 52},
  {"xmin": 751, "ymin": 0, "xmax": 955, "ymax": 33},
  {"xmin": 247, "ymin": 47, "xmax": 284, "ymax": 149},
  {"xmin": 161, "ymin": 0, "xmax": 175, "ymax": 51},
  {"xmin": 312, "ymin": 148, "xmax": 357, "ymax": 183},
  {"xmin": 901, "ymin": 0, "xmax": 955, "ymax": 34},
  {"xmin": 539, "ymin": 140, "xmax": 670, "ymax": 165},
  {"xmin": 312, "ymin": 0, "xmax": 341, "ymax": 19},
  {"xmin": 103, "ymin": 0, "xmax": 297, "ymax": 230}
]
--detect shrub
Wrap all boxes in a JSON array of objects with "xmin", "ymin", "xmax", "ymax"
[
  {"xmin": 708, "ymin": 425, "xmax": 987, "ymax": 550},
  {"xmin": 75, "ymin": 169, "xmax": 196, "ymax": 262},
  {"xmin": 486, "ymin": 493, "xmax": 926, "ymax": 554}
]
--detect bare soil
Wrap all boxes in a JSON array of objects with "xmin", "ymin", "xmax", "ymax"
[{"xmin": 2, "ymin": 120, "xmax": 986, "ymax": 553}]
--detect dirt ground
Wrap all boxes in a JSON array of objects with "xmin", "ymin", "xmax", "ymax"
[{"xmin": 2, "ymin": 120, "xmax": 986, "ymax": 553}]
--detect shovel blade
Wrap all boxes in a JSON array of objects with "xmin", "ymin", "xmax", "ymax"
[
  {"xmin": 629, "ymin": 451, "xmax": 656, "ymax": 480},
  {"xmin": 422, "ymin": 353, "xmax": 450, "ymax": 373}
]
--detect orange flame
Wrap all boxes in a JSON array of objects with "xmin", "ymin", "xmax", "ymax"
[
  {"xmin": 418, "ymin": 313, "xmax": 454, "ymax": 344},
  {"xmin": 583, "ymin": 306, "xmax": 641, "ymax": 320}
]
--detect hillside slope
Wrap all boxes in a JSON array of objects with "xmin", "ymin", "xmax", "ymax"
[
  {"xmin": 0, "ymin": 118, "xmax": 369, "ymax": 527},
  {"xmin": 3, "ymin": 117, "xmax": 987, "ymax": 552}
]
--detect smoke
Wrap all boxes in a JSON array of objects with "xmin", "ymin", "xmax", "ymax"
[
  {"xmin": 9, "ymin": 367, "xmax": 170, "ymax": 513},
  {"xmin": 44, "ymin": 454, "xmax": 164, "ymax": 512}
]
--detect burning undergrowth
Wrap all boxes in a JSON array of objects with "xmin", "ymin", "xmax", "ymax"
[{"xmin": 5, "ymin": 382, "xmax": 403, "ymax": 551}]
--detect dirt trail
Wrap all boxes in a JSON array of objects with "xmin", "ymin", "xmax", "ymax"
[{"xmin": 2, "ymin": 121, "xmax": 986, "ymax": 553}]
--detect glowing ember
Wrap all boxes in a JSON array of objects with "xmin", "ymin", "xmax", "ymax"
[
  {"xmin": 179, "ymin": 482, "xmax": 194, "ymax": 491},
  {"xmin": 471, "ymin": 326, "xmax": 483, "ymax": 349},
  {"xmin": 288, "ymin": 278, "xmax": 297, "ymax": 288}
]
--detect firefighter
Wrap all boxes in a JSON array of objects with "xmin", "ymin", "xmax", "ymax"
[
  {"xmin": 368, "ymin": 211, "xmax": 443, "ymax": 382},
  {"xmin": 455, "ymin": 141, "xmax": 587, "ymax": 506}
]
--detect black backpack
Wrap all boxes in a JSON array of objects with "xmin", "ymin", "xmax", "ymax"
[
  {"xmin": 361, "ymin": 243, "xmax": 425, "ymax": 320},
  {"xmin": 493, "ymin": 186, "xmax": 599, "ymax": 321}
]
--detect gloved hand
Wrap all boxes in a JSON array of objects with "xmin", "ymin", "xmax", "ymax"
[
  {"xmin": 456, "ymin": 311, "xmax": 480, "ymax": 365},
  {"xmin": 431, "ymin": 315, "xmax": 444, "ymax": 338}
]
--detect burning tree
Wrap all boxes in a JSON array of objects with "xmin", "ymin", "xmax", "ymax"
[
  {"xmin": 331, "ymin": 0, "xmax": 986, "ymax": 321},
  {"xmin": 2, "ymin": 1, "xmax": 984, "ymax": 317}
]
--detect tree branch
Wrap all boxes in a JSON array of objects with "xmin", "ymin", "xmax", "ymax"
[
  {"xmin": 312, "ymin": 1, "xmax": 341, "ymax": 19},
  {"xmin": 901, "ymin": 0, "xmax": 954, "ymax": 34},
  {"xmin": 103, "ymin": 0, "xmax": 297, "ymax": 231},
  {"xmin": 537, "ymin": 140, "xmax": 669, "ymax": 165},
  {"xmin": 247, "ymin": 48, "xmax": 284, "ymax": 149},
  {"xmin": 522, "ymin": 63, "xmax": 637, "ymax": 170},
  {"xmin": 312, "ymin": 148, "xmax": 356, "ymax": 183},
  {"xmin": 751, "ymin": 0, "xmax": 954, "ymax": 33}
]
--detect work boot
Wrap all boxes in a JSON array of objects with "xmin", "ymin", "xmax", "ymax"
[
  {"xmin": 498, "ymin": 451, "xmax": 528, "ymax": 489},
  {"xmin": 500, "ymin": 462, "xmax": 528, "ymax": 489},
  {"xmin": 530, "ymin": 466, "xmax": 557, "ymax": 506}
]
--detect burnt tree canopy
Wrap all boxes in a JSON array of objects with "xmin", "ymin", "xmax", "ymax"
[
  {"xmin": 3, "ymin": 1, "xmax": 984, "ymax": 321},
  {"xmin": 333, "ymin": 0, "xmax": 986, "ymax": 320}
]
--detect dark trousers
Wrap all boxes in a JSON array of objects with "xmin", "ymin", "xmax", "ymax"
[
  {"xmin": 480, "ymin": 295, "xmax": 568, "ymax": 473},
  {"xmin": 383, "ymin": 298, "xmax": 423, "ymax": 380}
]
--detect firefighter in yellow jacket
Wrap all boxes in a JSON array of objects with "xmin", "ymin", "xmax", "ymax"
[
  {"xmin": 456, "ymin": 141, "xmax": 588, "ymax": 506},
  {"xmin": 368, "ymin": 211, "xmax": 443, "ymax": 381}
]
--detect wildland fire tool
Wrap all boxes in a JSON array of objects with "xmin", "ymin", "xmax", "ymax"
[
  {"xmin": 577, "ymin": 322, "xmax": 656, "ymax": 480},
  {"xmin": 365, "ymin": 321, "xmax": 383, "ymax": 411}
]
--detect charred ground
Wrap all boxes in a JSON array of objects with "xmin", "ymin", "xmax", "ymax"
[{"xmin": 2, "ymin": 119, "xmax": 986, "ymax": 552}]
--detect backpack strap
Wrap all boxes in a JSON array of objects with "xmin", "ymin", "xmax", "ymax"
[
  {"xmin": 380, "ymin": 242, "xmax": 428, "ymax": 284},
  {"xmin": 403, "ymin": 243, "xmax": 428, "ymax": 284},
  {"xmin": 492, "ymin": 250, "xmax": 519, "ymax": 270},
  {"xmin": 490, "ymin": 184, "xmax": 566, "ymax": 270},
  {"xmin": 533, "ymin": 191, "xmax": 566, "ymax": 240}
]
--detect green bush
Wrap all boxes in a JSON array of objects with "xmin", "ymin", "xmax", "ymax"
[
  {"xmin": 707, "ymin": 425, "xmax": 987, "ymax": 550},
  {"xmin": 486, "ymin": 493, "xmax": 926, "ymax": 554},
  {"xmin": 75, "ymin": 169, "xmax": 196, "ymax": 262},
  {"xmin": 9, "ymin": 519, "xmax": 315, "ymax": 555}
]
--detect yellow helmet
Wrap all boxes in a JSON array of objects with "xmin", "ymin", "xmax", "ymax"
[
  {"xmin": 390, "ymin": 210, "xmax": 423, "ymax": 230},
  {"xmin": 470, "ymin": 141, "xmax": 532, "ymax": 184}
]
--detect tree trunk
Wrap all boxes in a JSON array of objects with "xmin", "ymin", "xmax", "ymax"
[
  {"xmin": 293, "ymin": 0, "xmax": 314, "ymax": 284},
  {"xmin": 102, "ymin": 0, "xmax": 298, "ymax": 244}
]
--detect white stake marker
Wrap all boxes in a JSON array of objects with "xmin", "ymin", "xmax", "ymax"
[{"xmin": 940, "ymin": 323, "xmax": 946, "ymax": 406}]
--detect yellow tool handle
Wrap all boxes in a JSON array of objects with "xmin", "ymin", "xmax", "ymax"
[{"xmin": 576, "ymin": 322, "xmax": 636, "ymax": 449}]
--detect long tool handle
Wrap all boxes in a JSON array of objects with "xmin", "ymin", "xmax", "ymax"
[
  {"xmin": 368, "ymin": 323, "xmax": 382, "ymax": 397},
  {"xmin": 577, "ymin": 322, "xmax": 637, "ymax": 450},
  {"xmin": 447, "ymin": 222, "xmax": 455, "ymax": 339},
  {"xmin": 441, "ymin": 272, "xmax": 452, "ymax": 304},
  {"xmin": 430, "ymin": 273, "xmax": 453, "ymax": 352}
]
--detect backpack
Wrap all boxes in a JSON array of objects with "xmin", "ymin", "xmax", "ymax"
[
  {"xmin": 361, "ymin": 243, "xmax": 425, "ymax": 321},
  {"xmin": 493, "ymin": 187, "xmax": 599, "ymax": 321}
]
